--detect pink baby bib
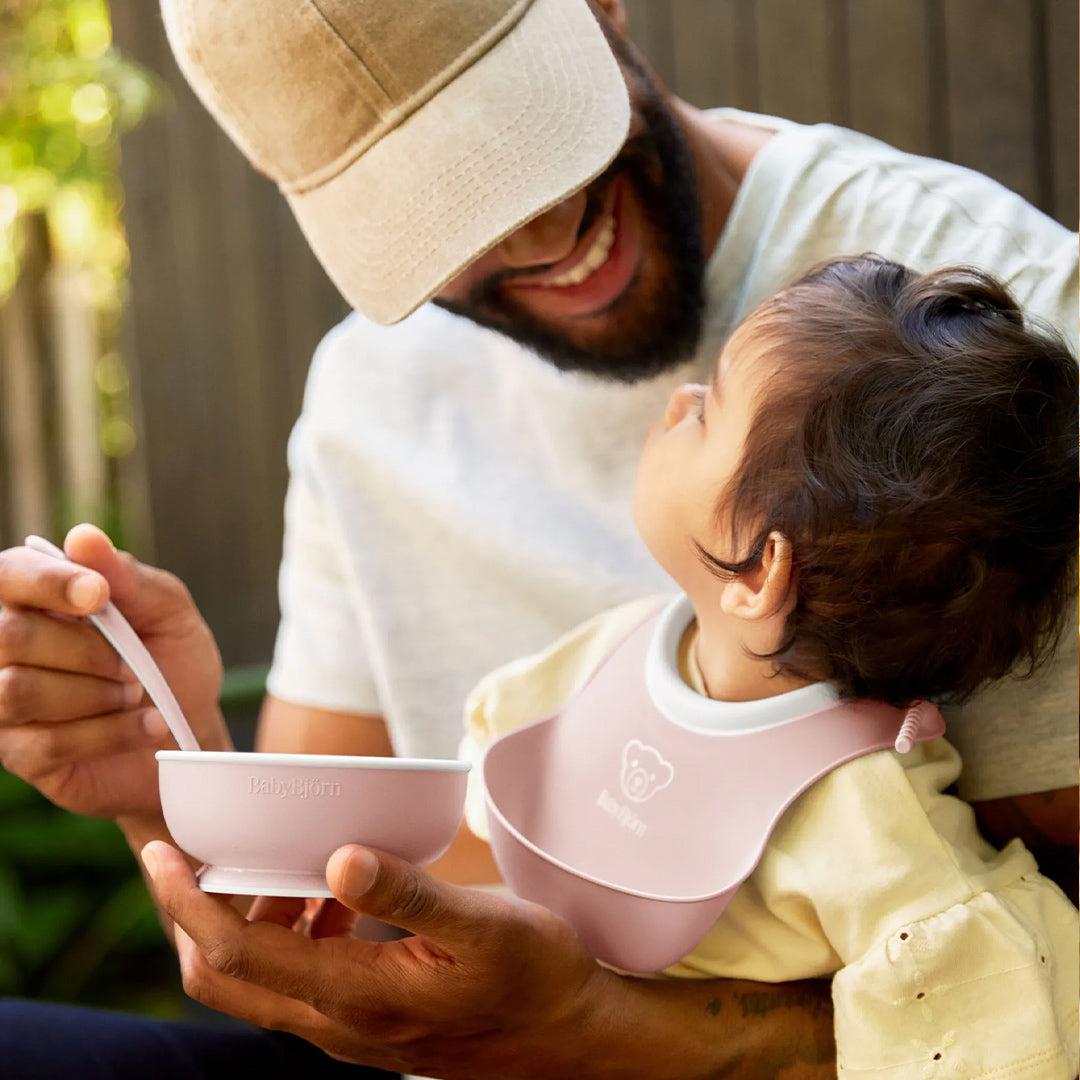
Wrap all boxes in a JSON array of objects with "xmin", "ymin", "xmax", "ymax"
[{"xmin": 482, "ymin": 606, "xmax": 944, "ymax": 973}]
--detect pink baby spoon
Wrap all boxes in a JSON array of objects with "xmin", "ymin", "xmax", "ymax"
[{"xmin": 25, "ymin": 534, "xmax": 201, "ymax": 752}]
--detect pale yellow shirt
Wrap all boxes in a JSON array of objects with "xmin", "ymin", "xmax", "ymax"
[{"xmin": 461, "ymin": 595, "xmax": 1079, "ymax": 1080}]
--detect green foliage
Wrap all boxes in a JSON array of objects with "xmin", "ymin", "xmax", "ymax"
[
  {"xmin": 0, "ymin": 0, "xmax": 162, "ymax": 295},
  {"xmin": 0, "ymin": 767, "xmax": 186, "ymax": 1015},
  {"xmin": 1, "ymin": 1, "xmax": 154, "ymax": 187},
  {"xmin": 0, "ymin": 668, "xmax": 267, "ymax": 1014},
  {"xmin": 1, "ymin": 0, "xmax": 163, "ymax": 549},
  {"xmin": 0, "ymin": 0, "xmax": 154, "ymax": 157}
]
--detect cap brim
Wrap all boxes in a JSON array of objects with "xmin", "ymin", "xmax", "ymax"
[{"xmin": 283, "ymin": 0, "xmax": 631, "ymax": 325}]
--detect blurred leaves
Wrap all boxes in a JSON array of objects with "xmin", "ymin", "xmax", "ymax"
[
  {"xmin": 0, "ymin": 0, "xmax": 163, "ymax": 295},
  {"xmin": 1, "ymin": 0, "xmax": 161, "ymax": 549},
  {"xmin": 0, "ymin": 671, "xmax": 265, "ymax": 1014},
  {"xmin": 0, "ymin": 766, "xmax": 182, "ymax": 1011}
]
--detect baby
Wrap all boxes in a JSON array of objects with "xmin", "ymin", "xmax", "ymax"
[{"xmin": 461, "ymin": 256, "xmax": 1079, "ymax": 1077}]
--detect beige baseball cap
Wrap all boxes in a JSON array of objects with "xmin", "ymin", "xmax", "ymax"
[{"xmin": 161, "ymin": 0, "xmax": 631, "ymax": 324}]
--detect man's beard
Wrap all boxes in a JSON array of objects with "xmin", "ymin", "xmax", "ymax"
[{"xmin": 434, "ymin": 68, "xmax": 707, "ymax": 384}]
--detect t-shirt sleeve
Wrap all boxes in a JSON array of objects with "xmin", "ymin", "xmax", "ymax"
[
  {"xmin": 460, "ymin": 593, "xmax": 668, "ymax": 841},
  {"xmin": 943, "ymin": 629, "xmax": 1079, "ymax": 801},
  {"xmin": 265, "ymin": 412, "xmax": 382, "ymax": 716}
]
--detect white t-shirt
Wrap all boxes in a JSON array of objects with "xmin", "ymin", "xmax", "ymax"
[{"xmin": 266, "ymin": 108, "xmax": 1080, "ymax": 801}]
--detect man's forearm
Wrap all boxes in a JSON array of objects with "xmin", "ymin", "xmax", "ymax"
[
  {"xmin": 575, "ymin": 967, "xmax": 835, "ymax": 1080},
  {"xmin": 973, "ymin": 786, "xmax": 1079, "ymax": 904}
]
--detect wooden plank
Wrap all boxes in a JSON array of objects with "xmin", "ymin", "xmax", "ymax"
[
  {"xmin": 210, "ymin": 138, "xmax": 285, "ymax": 659},
  {"xmin": 111, "ymin": 299, "xmax": 154, "ymax": 558},
  {"xmin": 624, "ymin": 0, "xmax": 678, "ymax": 88},
  {"xmin": 271, "ymin": 191, "xmax": 344, "ymax": 453},
  {"xmin": 670, "ymin": 0, "xmax": 759, "ymax": 111},
  {"xmin": 942, "ymin": 0, "xmax": 1040, "ymax": 206},
  {"xmin": 1045, "ymin": 0, "xmax": 1078, "ymax": 226},
  {"xmin": 114, "ymin": 0, "xmax": 249, "ymax": 663},
  {"xmin": 113, "ymin": 0, "xmax": 348, "ymax": 665},
  {"xmin": 846, "ymin": 0, "xmax": 934, "ymax": 156},
  {"xmin": 0, "ymin": 215, "xmax": 52, "ymax": 544},
  {"xmin": 107, "ymin": 0, "xmax": 160, "ymax": 561},
  {"xmin": 261, "ymin": 200, "xmax": 350, "ymax": 652},
  {"xmin": 753, "ymin": 0, "xmax": 847, "ymax": 125},
  {"xmin": 48, "ymin": 265, "xmax": 104, "ymax": 526}
]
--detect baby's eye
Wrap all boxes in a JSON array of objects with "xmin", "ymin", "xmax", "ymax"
[{"xmin": 693, "ymin": 386, "xmax": 707, "ymax": 422}]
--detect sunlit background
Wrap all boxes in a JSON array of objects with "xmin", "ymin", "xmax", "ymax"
[
  {"xmin": 0, "ymin": 0, "xmax": 186, "ymax": 1017},
  {"xmin": 1, "ymin": 0, "xmax": 160, "ymax": 531},
  {"xmin": 0, "ymin": 0, "xmax": 1076, "ymax": 1024}
]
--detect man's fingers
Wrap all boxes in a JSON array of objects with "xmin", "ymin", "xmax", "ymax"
[
  {"xmin": 246, "ymin": 894, "xmax": 309, "ymax": 929},
  {"xmin": 326, "ymin": 845, "xmax": 497, "ymax": 949},
  {"xmin": 245, "ymin": 896, "xmax": 358, "ymax": 940},
  {"xmin": 0, "ymin": 545, "xmax": 107, "ymax": 616},
  {"xmin": 0, "ymin": 709, "xmax": 166, "ymax": 779},
  {"xmin": 142, "ymin": 841, "xmax": 372, "ymax": 1008},
  {"xmin": 0, "ymin": 608, "xmax": 135, "ymax": 681},
  {"xmin": 0, "ymin": 666, "xmax": 143, "ymax": 726},
  {"xmin": 308, "ymin": 898, "xmax": 362, "ymax": 940},
  {"xmin": 172, "ymin": 925, "xmax": 358, "ymax": 1058},
  {"xmin": 243, "ymin": 892, "xmax": 362, "ymax": 943}
]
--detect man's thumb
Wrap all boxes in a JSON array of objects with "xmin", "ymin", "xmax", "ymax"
[
  {"xmin": 326, "ymin": 845, "xmax": 477, "ymax": 946},
  {"xmin": 64, "ymin": 522, "xmax": 190, "ymax": 627}
]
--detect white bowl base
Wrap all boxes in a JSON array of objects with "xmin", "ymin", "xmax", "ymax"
[{"xmin": 197, "ymin": 865, "xmax": 334, "ymax": 898}]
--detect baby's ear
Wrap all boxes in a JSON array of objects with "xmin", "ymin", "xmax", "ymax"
[{"xmin": 719, "ymin": 532, "xmax": 794, "ymax": 622}]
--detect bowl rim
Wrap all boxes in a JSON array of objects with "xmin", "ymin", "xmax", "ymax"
[{"xmin": 156, "ymin": 750, "xmax": 470, "ymax": 772}]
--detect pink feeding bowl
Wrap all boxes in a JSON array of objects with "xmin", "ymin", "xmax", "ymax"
[{"xmin": 157, "ymin": 751, "xmax": 470, "ymax": 897}]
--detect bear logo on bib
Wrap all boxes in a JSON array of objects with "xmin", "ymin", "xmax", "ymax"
[{"xmin": 620, "ymin": 739, "xmax": 675, "ymax": 803}]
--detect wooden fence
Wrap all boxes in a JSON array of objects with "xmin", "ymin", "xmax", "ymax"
[
  {"xmin": 3, "ymin": 1, "xmax": 1076, "ymax": 670},
  {"xmin": 0, "ymin": 214, "xmax": 109, "ymax": 547}
]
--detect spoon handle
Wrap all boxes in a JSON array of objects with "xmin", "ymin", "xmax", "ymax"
[{"xmin": 24, "ymin": 535, "xmax": 201, "ymax": 752}]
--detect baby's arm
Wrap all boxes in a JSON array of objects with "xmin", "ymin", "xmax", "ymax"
[{"xmin": 769, "ymin": 746, "xmax": 1078, "ymax": 1078}]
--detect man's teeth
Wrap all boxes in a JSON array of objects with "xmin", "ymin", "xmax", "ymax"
[{"xmin": 547, "ymin": 211, "xmax": 615, "ymax": 287}]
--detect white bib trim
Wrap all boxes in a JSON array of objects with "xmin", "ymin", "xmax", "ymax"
[{"xmin": 644, "ymin": 593, "xmax": 840, "ymax": 735}]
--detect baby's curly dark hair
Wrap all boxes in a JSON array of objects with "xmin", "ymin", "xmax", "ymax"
[{"xmin": 707, "ymin": 254, "xmax": 1078, "ymax": 706}]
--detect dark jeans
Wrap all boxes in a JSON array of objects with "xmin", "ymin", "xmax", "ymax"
[{"xmin": 0, "ymin": 998, "xmax": 400, "ymax": 1080}]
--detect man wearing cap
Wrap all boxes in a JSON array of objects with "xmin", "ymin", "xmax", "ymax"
[{"xmin": 0, "ymin": 0, "xmax": 1075, "ymax": 1076}]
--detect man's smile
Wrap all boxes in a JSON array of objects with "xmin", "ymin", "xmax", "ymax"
[
  {"xmin": 501, "ymin": 174, "xmax": 643, "ymax": 319},
  {"xmin": 431, "ymin": 56, "xmax": 707, "ymax": 382}
]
